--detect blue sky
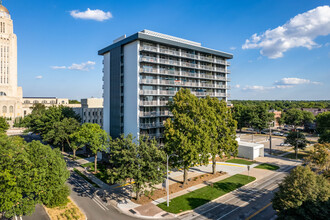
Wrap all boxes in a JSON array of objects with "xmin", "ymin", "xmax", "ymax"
[{"xmin": 6, "ymin": 0, "xmax": 330, "ymax": 100}]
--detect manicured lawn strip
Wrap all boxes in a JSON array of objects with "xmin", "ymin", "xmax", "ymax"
[
  {"xmin": 283, "ymin": 153, "xmax": 307, "ymax": 160},
  {"xmin": 73, "ymin": 168, "xmax": 100, "ymax": 188},
  {"xmin": 225, "ymin": 159, "xmax": 254, "ymax": 165},
  {"xmin": 81, "ymin": 162, "xmax": 109, "ymax": 184},
  {"xmin": 255, "ymin": 163, "xmax": 279, "ymax": 170},
  {"xmin": 157, "ymin": 174, "xmax": 256, "ymax": 214}
]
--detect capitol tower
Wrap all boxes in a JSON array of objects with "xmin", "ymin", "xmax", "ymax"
[{"xmin": 0, "ymin": 1, "xmax": 23, "ymax": 124}]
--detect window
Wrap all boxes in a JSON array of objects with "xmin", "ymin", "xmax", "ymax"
[
  {"xmin": 9, "ymin": 106, "xmax": 13, "ymax": 113},
  {"xmin": 2, "ymin": 106, "xmax": 7, "ymax": 113},
  {"xmin": 50, "ymin": 100, "xmax": 55, "ymax": 104},
  {"xmin": 0, "ymin": 91, "xmax": 6, "ymax": 96},
  {"xmin": 24, "ymin": 100, "xmax": 30, "ymax": 104},
  {"xmin": 33, "ymin": 100, "xmax": 39, "ymax": 104},
  {"xmin": 42, "ymin": 100, "xmax": 48, "ymax": 104}
]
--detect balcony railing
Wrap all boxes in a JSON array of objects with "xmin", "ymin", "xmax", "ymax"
[
  {"xmin": 182, "ymin": 62, "xmax": 198, "ymax": 68},
  {"xmin": 181, "ymin": 52, "xmax": 198, "ymax": 59},
  {"xmin": 159, "ymin": 69, "xmax": 180, "ymax": 75},
  {"xmin": 139, "ymin": 111, "xmax": 172, "ymax": 117},
  {"xmin": 141, "ymin": 45, "xmax": 157, "ymax": 52},
  {"xmin": 159, "ymin": 48, "xmax": 180, "ymax": 56},
  {"xmin": 139, "ymin": 101, "xmax": 158, "ymax": 106},
  {"xmin": 159, "ymin": 59, "xmax": 180, "ymax": 66},
  {"xmin": 140, "ymin": 122, "xmax": 163, "ymax": 129},
  {"xmin": 140, "ymin": 79, "xmax": 158, "ymax": 84},
  {"xmin": 159, "ymin": 90, "xmax": 176, "ymax": 95},
  {"xmin": 139, "ymin": 90, "xmax": 158, "ymax": 95},
  {"xmin": 140, "ymin": 68, "xmax": 158, "ymax": 73},
  {"xmin": 200, "ymin": 56, "xmax": 213, "ymax": 62},
  {"xmin": 159, "ymin": 101, "xmax": 168, "ymax": 105},
  {"xmin": 140, "ymin": 56, "xmax": 157, "ymax": 63},
  {"xmin": 181, "ymin": 71, "xmax": 198, "ymax": 78}
]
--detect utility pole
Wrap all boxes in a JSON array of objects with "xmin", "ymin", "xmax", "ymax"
[{"xmin": 269, "ymin": 125, "xmax": 272, "ymax": 155}]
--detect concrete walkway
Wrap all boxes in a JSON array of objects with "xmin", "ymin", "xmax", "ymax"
[{"xmin": 63, "ymin": 151, "xmax": 299, "ymax": 219}]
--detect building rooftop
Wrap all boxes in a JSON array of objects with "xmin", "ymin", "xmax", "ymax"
[{"xmin": 98, "ymin": 29, "xmax": 233, "ymax": 59}]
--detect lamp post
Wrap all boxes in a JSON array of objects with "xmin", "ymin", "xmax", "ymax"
[{"xmin": 166, "ymin": 154, "xmax": 177, "ymax": 207}]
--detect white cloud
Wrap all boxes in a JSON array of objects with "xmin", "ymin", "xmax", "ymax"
[
  {"xmin": 50, "ymin": 61, "xmax": 96, "ymax": 71},
  {"xmin": 234, "ymin": 84, "xmax": 240, "ymax": 88},
  {"xmin": 325, "ymin": 42, "xmax": 330, "ymax": 47},
  {"xmin": 242, "ymin": 5, "xmax": 330, "ymax": 58},
  {"xmin": 70, "ymin": 8, "xmax": 112, "ymax": 21},
  {"xmin": 35, "ymin": 75, "xmax": 43, "ymax": 79},
  {"xmin": 68, "ymin": 61, "xmax": 96, "ymax": 71},
  {"xmin": 230, "ymin": 47, "xmax": 236, "ymax": 51},
  {"xmin": 242, "ymin": 77, "xmax": 321, "ymax": 92},
  {"xmin": 274, "ymin": 77, "xmax": 320, "ymax": 85},
  {"xmin": 51, "ymin": 66, "xmax": 66, "ymax": 70}
]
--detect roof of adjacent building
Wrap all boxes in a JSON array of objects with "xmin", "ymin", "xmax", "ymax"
[
  {"xmin": 0, "ymin": 5, "xmax": 9, "ymax": 14},
  {"xmin": 238, "ymin": 141, "xmax": 264, "ymax": 149},
  {"xmin": 98, "ymin": 30, "xmax": 233, "ymax": 59}
]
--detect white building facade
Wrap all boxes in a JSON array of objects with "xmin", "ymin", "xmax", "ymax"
[
  {"xmin": 0, "ymin": 3, "xmax": 23, "ymax": 124},
  {"xmin": 99, "ymin": 30, "xmax": 232, "ymax": 139},
  {"xmin": 73, "ymin": 98, "xmax": 103, "ymax": 127}
]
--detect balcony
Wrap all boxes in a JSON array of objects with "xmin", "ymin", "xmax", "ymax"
[
  {"xmin": 214, "ymin": 67, "xmax": 226, "ymax": 72},
  {"xmin": 140, "ymin": 79, "xmax": 158, "ymax": 84},
  {"xmin": 181, "ymin": 52, "xmax": 198, "ymax": 59},
  {"xmin": 159, "ymin": 101, "xmax": 168, "ymax": 106},
  {"xmin": 159, "ymin": 48, "xmax": 180, "ymax": 56},
  {"xmin": 140, "ymin": 56, "xmax": 157, "ymax": 63},
  {"xmin": 200, "ymin": 65, "xmax": 213, "ymax": 71},
  {"xmin": 159, "ymin": 59, "xmax": 180, "ymax": 66},
  {"xmin": 200, "ymin": 56, "xmax": 213, "ymax": 62},
  {"xmin": 139, "ymin": 101, "xmax": 158, "ymax": 106},
  {"xmin": 182, "ymin": 62, "xmax": 198, "ymax": 68},
  {"xmin": 141, "ymin": 45, "xmax": 157, "ymax": 52},
  {"xmin": 159, "ymin": 69, "xmax": 180, "ymax": 75},
  {"xmin": 147, "ymin": 133, "xmax": 163, "ymax": 138},
  {"xmin": 181, "ymin": 71, "xmax": 198, "ymax": 78},
  {"xmin": 159, "ymin": 90, "xmax": 176, "ymax": 95},
  {"xmin": 139, "ymin": 111, "xmax": 172, "ymax": 117},
  {"xmin": 139, "ymin": 90, "xmax": 158, "ymax": 95},
  {"xmin": 215, "ymin": 59, "xmax": 227, "ymax": 65},
  {"xmin": 140, "ymin": 122, "xmax": 163, "ymax": 129},
  {"xmin": 140, "ymin": 68, "xmax": 158, "ymax": 74}
]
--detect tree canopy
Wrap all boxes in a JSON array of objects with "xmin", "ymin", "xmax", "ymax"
[
  {"xmin": 0, "ymin": 135, "xmax": 70, "ymax": 218},
  {"xmin": 0, "ymin": 117, "xmax": 9, "ymax": 133},
  {"xmin": 71, "ymin": 123, "xmax": 110, "ymax": 172},
  {"xmin": 272, "ymin": 166, "xmax": 330, "ymax": 220},
  {"xmin": 285, "ymin": 131, "xmax": 307, "ymax": 159},
  {"xmin": 108, "ymin": 134, "xmax": 166, "ymax": 200}
]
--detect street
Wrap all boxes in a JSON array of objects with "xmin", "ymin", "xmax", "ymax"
[{"xmin": 180, "ymin": 162, "xmax": 300, "ymax": 220}]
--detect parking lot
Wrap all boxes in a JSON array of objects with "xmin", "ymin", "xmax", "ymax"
[{"xmin": 238, "ymin": 133, "xmax": 292, "ymax": 155}]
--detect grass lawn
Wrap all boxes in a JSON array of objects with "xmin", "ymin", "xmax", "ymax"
[
  {"xmin": 157, "ymin": 174, "xmax": 256, "ymax": 214},
  {"xmin": 255, "ymin": 163, "xmax": 279, "ymax": 170},
  {"xmin": 225, "ymin": 159, "xmax": 254, "ymax": 165},
  {"xmin": 73, "ymin": 168, "xmax": 100, "ymax": 188},
  {"xmin": 283, "ymin": 153, "xmax": 307, "ymax": 160},
  {"xmin": 81, "ymin": 162, "xmax": 109, "ymax": 184}
]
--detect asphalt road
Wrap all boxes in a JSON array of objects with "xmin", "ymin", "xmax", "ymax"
[{"xmin": 179, "ymin": 162, "xmax": 300, "ymax": 220}]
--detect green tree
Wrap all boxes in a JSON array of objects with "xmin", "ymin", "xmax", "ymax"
[
  {"xmin": 25, "ymin": 141, "xmax": 70, "ymax": 208},
  {"xmin": 164, "ymin": 89, "xmax": 209, "ymax": 185},
  {"xmin": 272, "ymin": 166, "xmax": 330, "ymax": 220},
  {"xmin": 43, "ymin": 117, "xmax": 80, "ymax": 152},
  {"xmin": 305, "ymin": 143, "xmax": 330, "ymax": 175},
  {"xmin": 319, "ymin": 130, "xmax": 330, "ymax": 144},
  {"xmin": 0, "ymin": 136, "xmax": 70, "ymax": 218},
  {"xmin": 72, "ymin": 123, "xmax": 110, "ymax": 172},
  {"xmin": 108, "ymin": 134, "xmax": 166, "ymax": 201},
  {"xmin": 285, "ymin": 131, "xmax": 307, "ymax": 159},
  {"xmin": 69, "ymin": 100, "xmax": 81, "ymax": 104},
  {"xmin": 0, "ymin": 116, "xmax": 9, "ymax": 133},
  {"xmin": 283, "ymin": 109, "xmax": 315, "ymax": 128},
  {"xmin": 205, "ymin": 97, "xmax": 238, "ymax": 174}
]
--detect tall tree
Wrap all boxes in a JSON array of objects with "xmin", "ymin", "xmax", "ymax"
[
  {"xmin": 285, "ymin": 131, "xmax": 307, "ymax": 159},
  {"xmin": 272, "ymin": 166, "xmax": 330, "ymax": 220},
  {"xmin": 0, "ymin": 136, "xmax": 70, "ymax": 218},
  {"xmin": 164, "ymin": 89, "xmax": 209, "ymax": 185},
  {"xmin": 43, "ymin": 117, "xmax": 80, "ymax": 152},
  {"xmin": 72, "ymin": 123, "xmax": 110, "ymax": 172},
  {"xmin": 108, "ymin": 134, "xmax": 166, "ymax": 201},
  {"xmin": 316, "ymin": 111, "xmax": 330, "ymax": 143},
  {"xmin": 305, "ymin": 143, "xmax": 330, "ymax": 178},
  {"xmin": 283, "ymin": 108, "xmax": 315, "ymax": 128},
  {"xmin": 205, "ymin": 97, "xmax": 238, "ymax": 174},
  {"xmin": 0, "ymin": 117, "xmax": 9, "ymax": 133}
]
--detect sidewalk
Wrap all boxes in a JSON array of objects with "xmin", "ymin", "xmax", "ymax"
[{"xmin": 63, "ymin": 151, "xmax": 299, "ymax": 219}]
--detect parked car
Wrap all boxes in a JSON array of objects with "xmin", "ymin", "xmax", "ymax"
[{"xmin": 280, "ymin": 143, "xmax": 290, "ymax": 146}]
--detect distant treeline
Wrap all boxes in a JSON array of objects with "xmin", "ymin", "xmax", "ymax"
[{"xmin": 230, "ymin": 100, "xmax": 330, "ymax": 110}]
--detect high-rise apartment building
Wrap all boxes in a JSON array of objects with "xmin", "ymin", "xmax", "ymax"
[
  {"xmin": 0, "ymin": 2, "xmax": 23, "ymax": 124},
  {"xmin": 99, "ymin": 30, "xmax": 233, "ymax": 139}
]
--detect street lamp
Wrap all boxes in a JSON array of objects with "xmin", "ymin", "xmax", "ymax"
[{"xmin": 166, "ymin": 154, "xmax": 177, "ymax": 207}]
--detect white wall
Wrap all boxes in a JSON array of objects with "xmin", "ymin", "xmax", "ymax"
[
  {"xmin": 123, "ymin": 41, "xmax": 139, "ymax": 139},
  {"xmin": 103, "ymin": 52, "xmax": 110, "ymax": 133}
]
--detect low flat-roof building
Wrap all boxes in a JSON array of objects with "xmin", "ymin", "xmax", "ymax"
[{"xmin": 236, "ymin": 137, "xmax": 264, "ymax": 160}]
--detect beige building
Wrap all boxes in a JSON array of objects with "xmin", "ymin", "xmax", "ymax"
[
  {"xmin": 0, "ymin": 3, "xmax": 23, "ymax": 125},
  {"xmin": 22, "ymin": 97, "xmax": 81, "ymax": 116},
  {"xmin": 73, "ymin": 98, "xmax": 103, "ymax": 127}
]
